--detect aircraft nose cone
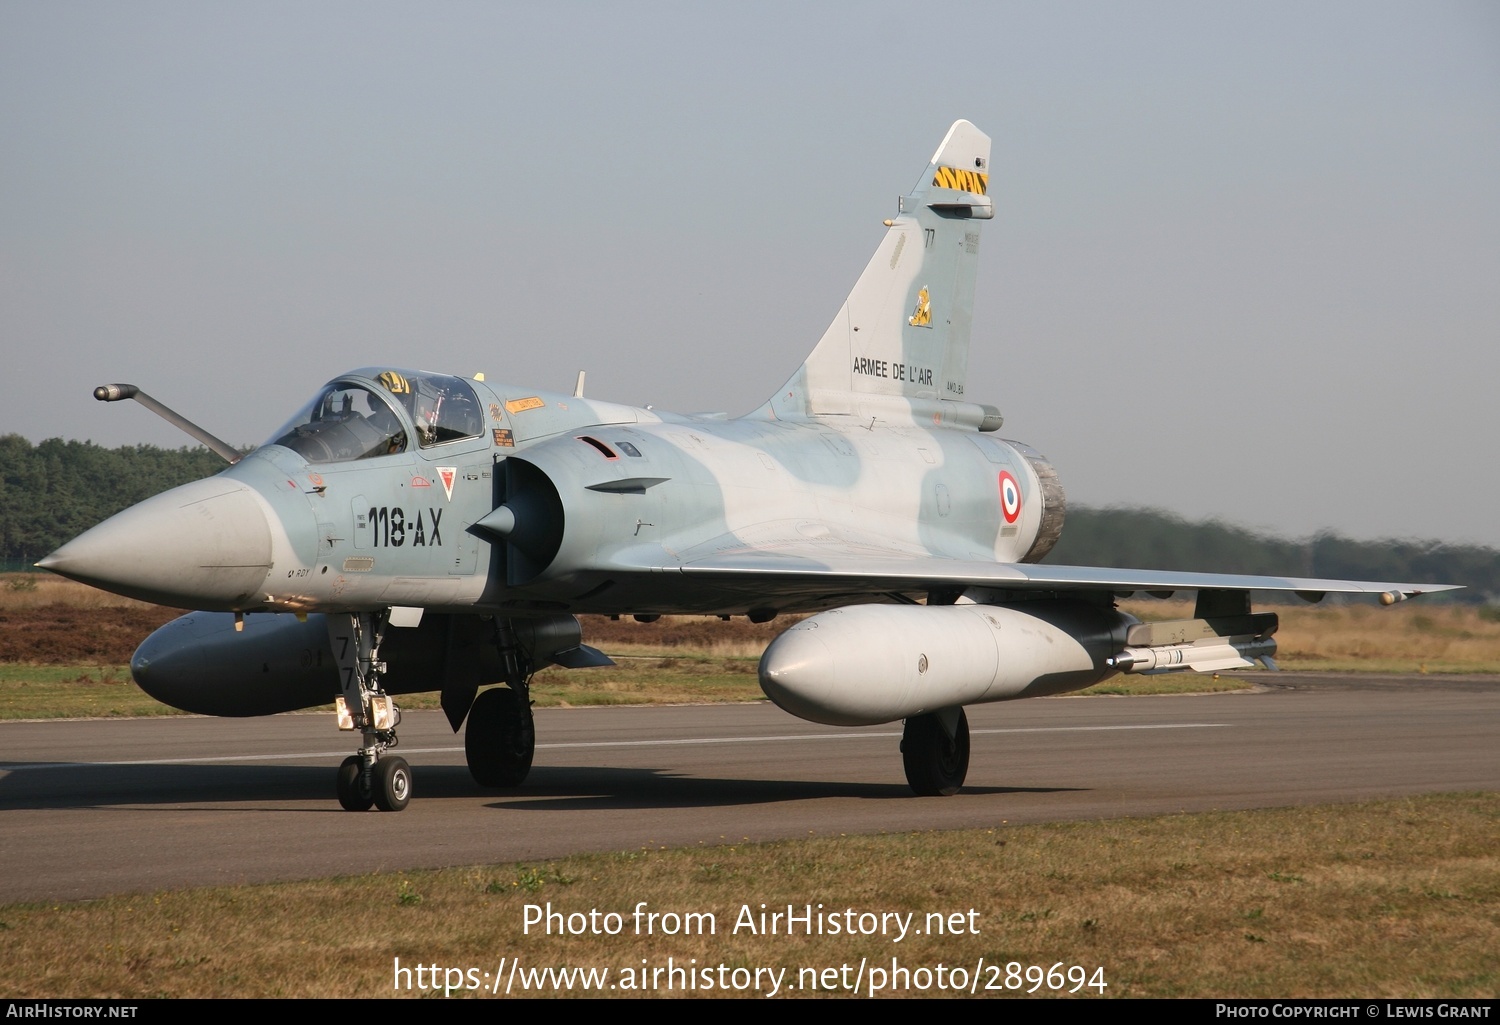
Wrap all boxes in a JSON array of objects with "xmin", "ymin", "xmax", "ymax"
[{"xmin": 38, "ymin": 477, "xmax": 274, "ymax": 610}]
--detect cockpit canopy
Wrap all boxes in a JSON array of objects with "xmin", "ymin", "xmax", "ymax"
[{"xmin": 267, "ymin": 370, "xmax": 484, "ymax": 463}]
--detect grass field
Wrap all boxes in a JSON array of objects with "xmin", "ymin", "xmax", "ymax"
[{"xmin": 1, "ymin": 793, "xmax": 1492, "ymax": 998}]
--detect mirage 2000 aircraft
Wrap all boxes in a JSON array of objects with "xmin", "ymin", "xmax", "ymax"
[{"xmin": 41, "ymin": 121, "xmax": 1456, "ymax": 812}]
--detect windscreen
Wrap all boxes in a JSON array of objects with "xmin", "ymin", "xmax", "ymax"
[{"xmin": 267, "ymin": 383, "xmax": 409, "ymax": 463}]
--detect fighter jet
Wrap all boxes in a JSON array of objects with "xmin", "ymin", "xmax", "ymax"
[{"xmin": 40, "ymin": 121, "xmax": 1456, "ymax": 811}]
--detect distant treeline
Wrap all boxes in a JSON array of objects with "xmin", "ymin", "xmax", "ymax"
[
  {"xmin": 1047, "ymin": 507, "xmax": 1497, "ymax": 601},
  {"xmin": 0, "ymin": 435, "xmax": 225, "ymax": 570},
  {"xmin": 2, "ymin": 436, "xmax": 1494, "ymax": 599}
]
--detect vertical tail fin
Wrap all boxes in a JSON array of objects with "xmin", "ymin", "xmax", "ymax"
[{"xmin": 759, "ymin": 121, "xmax": 997, "ymax": 427}]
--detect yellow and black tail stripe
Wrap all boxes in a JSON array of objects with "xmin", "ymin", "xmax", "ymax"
[{"xmin": 931, "ymin": 166, "xmax": 989, "ymax": 196}]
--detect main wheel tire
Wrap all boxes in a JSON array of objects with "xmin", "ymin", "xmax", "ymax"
[
  {"xmin": 466, "ymin": 687, "xmax": 535, "ymax": 788},
  {"xmin": 901, "ymin": 709, "xmax": 970, "ymax": 796},
  {"xmin": 372, "ymin": 755, "xmax": 412, "ymax": 812},
  {"xmin": 336, "ymin": 755, "xmax": 374, "ymax": 811}
]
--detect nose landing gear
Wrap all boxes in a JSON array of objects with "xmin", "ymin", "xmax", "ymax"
[{"xmin": 329, "ymin": 611, "xmax": 410, "ymax": 811}]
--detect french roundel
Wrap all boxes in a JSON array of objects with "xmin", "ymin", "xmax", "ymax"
[{"xmin": 998, "ymin": 470, "xmax": 1022, "ymax": 523}]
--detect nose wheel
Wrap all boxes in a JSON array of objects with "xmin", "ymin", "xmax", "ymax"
[
  {"xmin": 335, "ymin": 751, "xmax": 410, "ymax": 812},
  {"xmin": 336, "ymin": 755, "xmax": 373, "ymax": 811},
  {"xmin": 372, "ymin": 756, "xmax": 412, "ymax": 811}
]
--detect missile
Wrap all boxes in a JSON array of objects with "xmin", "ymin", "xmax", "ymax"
[{"xmin": 1107, "ymin": 637, "xmax": 1276, "ymax": 673}]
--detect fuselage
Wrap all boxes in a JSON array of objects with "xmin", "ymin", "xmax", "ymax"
[{"xmin": 43, "ymin": 367, "xmax": 1063, "ymax": 618}]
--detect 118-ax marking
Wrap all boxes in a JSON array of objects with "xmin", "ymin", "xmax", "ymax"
[{"xmin": 362, "ymin": 506, "xmax": 443, "ymax": 548}]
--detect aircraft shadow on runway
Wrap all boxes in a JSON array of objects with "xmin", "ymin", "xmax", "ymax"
[{"xmin": 0, "ymin": 761, "xmax": 1079, "ymax": 811}]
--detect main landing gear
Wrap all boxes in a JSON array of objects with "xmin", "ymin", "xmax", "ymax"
[
  {"xmin": 901, "ymin": 707, "xmax": 970, "ymax": 796},
  {"xmin": 464, "ymin": 619, "xmax": 536, "ymax": 788},
  {"xmin": 466, "ymin": 686, "xmax": 534, "ymax": 786},
  {"xmin": 329, "ymin": 611, "xmax": 410, "ymax": 811}
]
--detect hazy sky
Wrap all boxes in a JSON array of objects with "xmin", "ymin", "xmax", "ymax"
[{"xmin": 3, "ymin": 1, "xmax": 1497, "ymax": 547}]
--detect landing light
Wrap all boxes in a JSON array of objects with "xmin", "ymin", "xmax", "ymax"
[{"xmin": 336, "ymin": 695, "xmax": 397, "ymax": 731}]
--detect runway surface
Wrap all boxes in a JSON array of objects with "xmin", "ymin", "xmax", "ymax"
[{"xmin": 3, "ymin": 675, "xmax": 1496, "ymax": 903}]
